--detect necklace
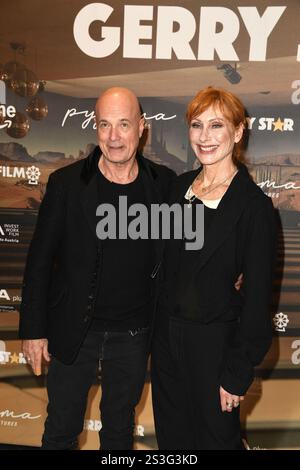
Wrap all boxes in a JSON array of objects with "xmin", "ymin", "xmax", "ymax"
[{"xmin": 185, "ymin": 168, "xmax": 238, "ymax": 208}]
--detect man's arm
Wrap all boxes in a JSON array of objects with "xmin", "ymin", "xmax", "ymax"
[{"xmin": 19, "ymin": 172, "xmax": 66, "ymax": 340}]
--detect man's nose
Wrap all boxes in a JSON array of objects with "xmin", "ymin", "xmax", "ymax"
[{"xmin": 109, "ymin": 125, "xmax": 120, "ymax": 140}]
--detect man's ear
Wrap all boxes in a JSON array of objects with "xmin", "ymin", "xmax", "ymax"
[{"xmin": 139, "ymin": 116, "xmax": 145, "ymax": 138}]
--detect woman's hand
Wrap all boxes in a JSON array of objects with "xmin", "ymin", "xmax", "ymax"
[
  {"xmin": 234, "ymin": 273, "xmax": 243, "ymax": 291},
  {"xmin": 219, "ymin": 386, "xmax": 244, "ymax": 412},
  {"xmin": 22, "ymin": 338, "xmax": 51, "ymax": 376}
]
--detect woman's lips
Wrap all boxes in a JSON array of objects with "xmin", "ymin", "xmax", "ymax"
[{"xmin": 198, "ymin": 145, "xmax": 218, "ymax": 153}]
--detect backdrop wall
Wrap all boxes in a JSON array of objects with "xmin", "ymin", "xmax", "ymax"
[{"xmin": 0, "ymin": 0, "xmax": 300, "ymax": 450}]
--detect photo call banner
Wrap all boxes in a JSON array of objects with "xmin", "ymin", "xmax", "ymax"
[{"xmin": 0, "ymin": 0, "xmax": 300, "ymax": 450}]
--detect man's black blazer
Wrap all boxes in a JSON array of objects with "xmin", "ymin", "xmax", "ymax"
[
  {"xmin": 160, "ymin": 164, "xmax": 278, "ymax": 395},
  {"xmin": 19, "ymin": 146, "xmax": 175, "ymax": 364}
]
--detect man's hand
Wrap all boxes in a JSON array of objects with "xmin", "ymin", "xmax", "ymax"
[
  {"xmin": 234, "ymin": 273, "xmax": 243, "ymax": 291},
  {"xmin": 220, "ymin": 386, "xmax": 244, "ymax": 412},
  {"xmin": 22, "ymin": 339, "xmax": 51, "ymax": 376}
]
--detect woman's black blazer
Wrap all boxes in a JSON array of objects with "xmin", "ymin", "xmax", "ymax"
[{"xmin": 161, "ymin": 164, "xmax": 277, "ymax": 395}]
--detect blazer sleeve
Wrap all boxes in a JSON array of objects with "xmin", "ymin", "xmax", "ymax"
[
  {"xmin": 19, "ymin": 172, "xmax": 66, "ymax": 339},
  {"xmin": 220, "ymin": 196, "xmax": 277, "ymax": 395}
]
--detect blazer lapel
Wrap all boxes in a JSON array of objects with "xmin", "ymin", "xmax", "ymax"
[
  {"xmin": 79, "ymin": 146, "xmax": 101, "ymax": 242},
  {"xmin": 138, "ymin": 155, "xmax": 164, "ymax": 264},
  {"xmin": 80, "ymin": 173, "xmax": 99, "ymax": 242},
  {"xmin": 172, "ymin": 169, "xmax": 200, "ymax": 205},
  {"xmin": 182, "ymin": 166, "xmax": 259, "ymax": 282}
]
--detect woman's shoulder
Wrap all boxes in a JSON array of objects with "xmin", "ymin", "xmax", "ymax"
[
  {"xmin": 246, "ymin": 178, "xmax": 274, "ymax": 210},
  {"xmin": 238, "ymin": 164, "xmax": 273, "ymax": 209}
]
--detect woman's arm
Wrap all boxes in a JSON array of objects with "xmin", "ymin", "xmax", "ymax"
[{"xmin": 220, "ymin": 195, "xmax": 277, "ymax": 395}]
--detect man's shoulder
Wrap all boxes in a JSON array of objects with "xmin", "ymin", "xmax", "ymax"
[
  {"xmin": 48, "ymin": 158, "xmax": 86, "ymax": 183},
  {"xmin": 140, "ymin": 155, "xmax": 176, "ymax": 179}
]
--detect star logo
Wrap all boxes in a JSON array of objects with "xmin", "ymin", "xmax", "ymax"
[
  {"xmin": 273, "ymin": 118, "xmax": 284, "ymax": 132},
  {"xmin": 10, "ymin": 352, "xmax": 19, "ymax": 364}
]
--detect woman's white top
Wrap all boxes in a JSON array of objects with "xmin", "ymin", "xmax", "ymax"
[{"xmin": 184, "ymin": 185, "xmax": 221, "ymax": 209}]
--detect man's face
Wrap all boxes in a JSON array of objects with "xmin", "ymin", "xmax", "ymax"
[{"xmin": 96, "ymin": 93, "xmax": 144, "ymax": 164}]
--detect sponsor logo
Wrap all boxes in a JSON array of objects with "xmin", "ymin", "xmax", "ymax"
[
  {"xmin": 84, "ymin": 419, "xmax": 144, "ymax": 436},
  {"xmin": 0, "ymin": 350, "xmax": 28, "ymax": 366},
  {"xmin": 0, "ymin": 289, "xmax": 10, "ymax": 301},
  {"xmin": 273, "ymin": 312, "xmax": 289, "ymax": 333},
  {"xmin": 0, "ymin": 165, "xmax": 41, "ymax": 185},
  {"xmin": 291, "ymin": 80, "xmax": 300, "ymax": 104},
  {"xmin": 0, "ymin": 80, "xmax": 17, "ymax": 129},
  {"xmin": 247, "ymin": 117, "xmax": 294, "ymax": 132},
  {"xmin": 257, "ymin": 180, "xmax": 300, "ymax": 192},
  {"xmin": 0, "ymin": 289, "xmax": 21, "ymax": 304},
  {"xmin": 291, "ymin": 339, "xmax": 300, "ymax": 365},
  {"xmin": 0, "ymin": 409, "xmax": 41, "ymax": 428},
  {"xmin": 61, "ymin": 108, "xmax": 176, "ymax": 129},
  {"xmin": 0, "ymin": 223, "xmax": 20, "ymax": 244},
  {"xmin": 73, "ymin": 4, "xmax": 287, "ymax": 61}
]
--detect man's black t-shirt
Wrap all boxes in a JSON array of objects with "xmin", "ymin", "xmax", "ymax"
[{"xmin": 91, "ymin": 168, "xmax": 154, "ymax": 331}]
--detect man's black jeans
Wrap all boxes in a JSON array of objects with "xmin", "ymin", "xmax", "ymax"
[{"xmin": 41, "ymin": 327, "xmax": 149, "ymax": 450}]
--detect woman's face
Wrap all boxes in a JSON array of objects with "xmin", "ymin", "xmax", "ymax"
[{"xmin": 189, "ymin": 105, "xmax": 243, "ymax": 166}]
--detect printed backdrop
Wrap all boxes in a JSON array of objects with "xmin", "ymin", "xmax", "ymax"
[{"xmin": 0, "ymin": 0, "xmax": 300, "ymax": 450}]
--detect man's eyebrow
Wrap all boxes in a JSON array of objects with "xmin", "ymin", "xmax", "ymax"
[{"xmin": 98, "ymin": 118, "xmax": 131, "ymax": 122}]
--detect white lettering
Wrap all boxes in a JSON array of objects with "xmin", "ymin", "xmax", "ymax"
[
  {"xmin": 73, "ymin": 3, "xmax": 120, "ymax": 58},
  {"xmin": 123, "ymin": 6, "xmax": 153, "ymax": 59},
  {"xmin": 156, "ymin": 6, "xmax": 196, "ymax": 60},
  {"xmin": 291, "ymin": 80, "xmax": 300, "ymax": 104},
  {"xmin": 283, "ymin": 118, "xmax": 293, "ymax": 131},
  {"xmin": 143, "ymin": 112, "xmax": 177, "ymax": 121},
  {"xmin": 0, "ymin": 351, "xmax": 10, "ymax": 363},
  {"xmin": 238, "ymin": 7, "xmax": 286, "ymax": 61},
  {"xmin": 258, "ymin": 180, "xmax": 300, "ymax": 191},
  {"xmin": 0, "ymin": 289, "xmax": 10, "ymax": 301},
  {"xmin": 0, "ymin": 167, "xmax": 26, "ymax": 178},
  {"xmin": 61, "ymin": 108, "xmax": 96, "ymax": 129},
  {"xmin": 247, "ymin": 117, "xmax": 256, "ymax": 130},
  {"xmin": 0, "ymin": 410, "xmax": 41, "ymax": 420},
  {"xmin": 198, "ymin": 7, "xmax": 239, "ymax": 60},
  {"xmin": 291, "ymin": 340, "xmax": 300, "ymax": 365},
  {"xmin": 258, "ymin": 117, "xmax": 274, "ymax": 131},
  {"xmin": 73, "ymin": 4, "xmax": 285, "ymax": 61},
  {"xmin": 61, "ymin": 108, "xmax": 176, "ymax": 129}
]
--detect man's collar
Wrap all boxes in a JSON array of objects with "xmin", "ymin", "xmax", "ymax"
[{"xmin": 81, "ymin": 146, "xmax": 158, "ymax": 184}]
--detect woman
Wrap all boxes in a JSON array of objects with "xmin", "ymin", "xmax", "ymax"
[{"xmin": 151, "ymin": 87, "xmax": 277, "ymax": 450}]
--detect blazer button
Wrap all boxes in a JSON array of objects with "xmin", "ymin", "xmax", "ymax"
[
  {"xmin": 88, "ymin": 294, "xmax": 94, "ymax": 300},
  {"xmin": 83, "ymin": 315, "xmax": 90, "ymax": 323}
]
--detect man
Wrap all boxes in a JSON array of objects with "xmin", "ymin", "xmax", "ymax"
[{"xmin": 19, "ymin": 87, "xmax": 175, "ymax": 450}]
